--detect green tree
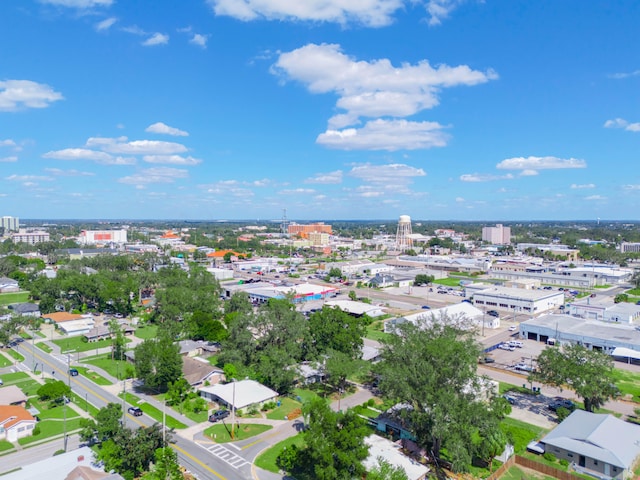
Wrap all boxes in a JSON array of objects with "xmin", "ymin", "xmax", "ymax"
[
  {"xmin": 324, "ymin": 349, "xmax": 359, "ymax": 395},
  {"xmin": 134, "ymin": 335, "xmax": 183, "ymax": 392},
  {"xmin": 307, "ymin": 306, "xmax": 366, "ymax": 360},
  {"xmin": 277, "ymin": 398, "xmax": 369, "ymax": 480},
  {"xmin": 141, "ymin": 447, "xmax": 183, "ymax": 480},
  {"xmin": 614, "ymin": 293, "xmax": 629, "ymax": 303},
  {"xmin": 108, "ymin": 318, "xmax": 126, "ymax": 361},
  {"xmin": 37, "ymin": 380, "xmax": 71, "ymax": 404},
  {"xmin": 348, "ymin": 290, "xmax": 357, "ymax": 301},
  {"xmin": 367, "ymin": 458, "xmax": 409, "ymax": 480},
  {"xmin": 529, "ymin": 343, "xmax": 618, "ymax": 412},
  {"xmin": 375, "ymin": 319, "xmax": 506, "ymax": 472},
  {"xmin": 328, "ymin": 267, "xmax": 343, "ymax": 279},
  {"xmin": 413, "ymin": 274, "xmax": 434, "ymax": 286},
  {"xmin": 166, "ymin": 378, "xmax": 191, "ymax": 407}
]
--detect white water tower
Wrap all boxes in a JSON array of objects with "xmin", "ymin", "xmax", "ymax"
[{"xmin": 395, "ymin": 215, "xmax": 413, "ymax": 252}]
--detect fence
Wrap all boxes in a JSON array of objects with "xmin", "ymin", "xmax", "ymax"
[{"xmin": 486, "ymin": 455, "xmax": 585, "ymax": 480}]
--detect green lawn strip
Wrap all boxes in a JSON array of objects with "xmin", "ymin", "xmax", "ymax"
[
  {"xmin": 18, "ymin": 418, "xmax": 83, "ymax": 446},
  {"xmin": 0, "ymin": 354, "xmax": 11, "ymax": 367},
  {"xmin": 611, "ymin": 369, "xmax": 640, "ymax": 402},
  {"xmin": 71, "ymin": 366, "xmax": 112, "ymax": 386},
  {"xmin": 265, "ymin": 397, "xmax": 302, "ymax": 420},
  {"xmin": 19, "ymin": 332, "xmax": 32, "ymax": 340},
  {"xmin": 68, "ymin": 391, "xmax": 100, "ymax": 417},
  {"xmin": 83, "ymin": 355, "xmax": 129, "ymax": 380},
  {"xmin": 366, "ymin": 322, "xmax": 391, "ymax": 342},
  {"xmin": 254, "ymin": 433, "xmax": 305, "ymax": 473},
  {"xmin": 0, "ymin": 440, "xmax": 15, "ymax": 452},
  {"xmin": 35, "ymin": 342, "xmax": 53, "ymax": 353},
  {"xmin": 500, "ymin": 417, "xmax": 547, "ymax": 454},
  {"xmin": 0, "ymin": 291, "xmax": 30, "ymax": 305},
  {"xmin": 18, "ymin": 380, "xmax": 42, "ymax": 398},
  {"xmin": 355, "ymin": 406, "xmax": 380, "ymax": 419},
  {"xmin": 0, "ymin": 371, "xmax": 30, "ymax": 384},
  {"xmin": 433, "ymin": 277, "xmax": 464, "ymax": 287},
  {"xmin": 5, "ymin": 349, "xmax": 25, "ymax": 362},
  {"xmin": 35, "ymin": 331, "xmax": 46, "ymax": 339},
  {"xmin": 118, "ymin": 392, "xmax": 187, "ymax": 429},
  {"xmin": 134, "ymin": 324, "xmax": 158, "ymax": 340},
  {"xmin": 53, "ymin": 336, "xmax": 130, "ymax": 354},
  {"xmin": 31, "ymin": 398, "xmax": 81, "ymax": 421},
  {"xmin": 203, "ymin": 423, "xmax": 272, "ymax": 443}
]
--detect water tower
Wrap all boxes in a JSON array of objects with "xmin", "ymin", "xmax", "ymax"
[{"xmin": 395, "ymin": 215, "xmax": 413, "ymax": 252}]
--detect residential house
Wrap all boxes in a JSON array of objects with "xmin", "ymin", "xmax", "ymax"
[
  {"xmin": 8, "ymin": 303, "xmax": 40, "ymax": 317},
  {"xmin": 83, "ymin": 324, "xmax": 135, "ymax": 343},
  {"xmin": 540, "ymin": 410, "xmax": 640, "ymax": 479},
  {"xmin": 0, "ymin": 277, "xmax": 19, "ymax": 293},
  {"xmin": 198, "ymin": 379, "xmax": 278, "ymax": 413},
  {"xmin": 0, "ymin": 385, "xmax": 28, "ymax": 407},
  {"xmin": 0, "ymin": 405, "xmax": 36, "ymax": 442},
  {"xmin": 295, "ymin": 362, "xmax": 325, "ymax": 385},
  {"xmin": 182, "ymin": 357, "xmax": 224, "ymax": 387}
]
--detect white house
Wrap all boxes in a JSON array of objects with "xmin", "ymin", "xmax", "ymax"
[
  {"xmin": 0, "ymin": 405, "xmax": 36, "ymax": 442},
  {"xmin": 198, "ymin": 379, "xmax": 278, "ymax": 413}
]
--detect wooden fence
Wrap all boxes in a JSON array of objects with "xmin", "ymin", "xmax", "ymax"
[{"xmin": 486, "ymin": 455, "xmax": 585, "ymax": 480}]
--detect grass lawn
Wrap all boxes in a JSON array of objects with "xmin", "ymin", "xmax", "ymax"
[
  {"xmin": 254, "ymin": 434, "xmax": 305, "ymax": 473},
  {"xmin": 53, "ymin": 336, "xmax": 130, "ymax": 354},
  {"xmin": 83, "ymin": 355, "xmax": 130, "ymax": 380},
  {"xmin": 35, "ymin": 331, "xmax": 46, "ymax": 338},
  {"xmin": 265, "ymin": 397, "xmax": 302, "ymax": 420},
  {"xmin": 18, "ymin": 379, "xmax": 42, "ymax": 397},
  {"xmin": 501, "ymin": 465, "xmax": 556, "ymax": 480},
  {"xmin": 119, "ymin": 392, "xmax": 187, "ymax": 429},
  {"xmin": 31, "ymin": 398, "xmax": 81, "ymax": 421},
  {"xmin": 134, "ymin": 324, "xmax": 158, "ymax": 340},
  {"xmin": 0, "ymin": 371, "xmax": 30, "ymax": 384},
  {"xmin": 208, "ymin": 355, "xmax": 221, "ymax": 367},
  {"xmin": 355, "ymin": 406, "xmax": 380, "ymax": 419},
  {"xmin": 611, "ymin": 368, "xmax": 640, "ymax": 402},
  {"xmin": 68, "ymin": 391, "xmax": 100, "ymax": 417},
  {"xmin": 366, "ymin": 321, "xmax": 390, "ymax": 342},
  {"xmin": 6, "ymin": 349, "xmax": 24, "ymax": 362},
  {"xmin": 18, "ymin": 418, "xmax": 83, "ymax": 446},
  {"xmin": 204, "ymin": 423, "xmax": 272, "ymax": 443},
  {"xmin": 71, "ymin": 366, "xmax": 112, "ymax": 386},
  {"xmin": 0, "ymin": 291, "xmax": 30, "ymax": 306},
  {"xmin": 292, "ymin": 388, "xmax": 325, "ymax": 406},
  {"xmin": 433, "ymin": 277, "xmax": 464, "ymax": 287},
  {"xmin": 500, "ymin": 417, "xmax": 547, "ymax": 454},
  {"xmin": 36, "ymin": 342, "xmax": 53, "ymax": 353},
  {"xmin": 0, "ymin": 354, "xmax": 11, "ymax": 367},
  {"xmin": 0, "ymin": 440, "xmax": 14, "ymax": 452}
]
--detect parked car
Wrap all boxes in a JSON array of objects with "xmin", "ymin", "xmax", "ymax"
[
  {"xmin": 498, "ymin": 343, "xmax": 515, "ymax": 351},
  {"xmin": 508, "ymin": 340, "xmax": 523, "ymax": 348},
  {"xmin": 69, "ymin": 368, "xmax": 79, "ymax": 377},
  {"xmin": 128, "ymin": 406, "xmax": 143, "ymax": 416},
  {"xmin": 548, "ymin": 398, "xmax": 575, "ymax": 412},
  {"xmin": 421, "ymin": 305, "xmax": 431, "ymax": 309},
  {"xmin": 508, "ymin": 325, "xmax": 517, "ymax": 331},
  {"xmin": 502, "ymin": 394, "xmax": 516, "ymax": 405},
  {"xmin": 479, "ymin": 356, "xmax": 495, "ymax": 364},
  {"xmin": 514, "ymin": 362, "xmax": 533, "ymax": 372},
  {"xmin": 208, "ymin": 410, "xmax": 230, "ymax": 422},
  {"xmin": 487, "ymin": 310, "xmax": 500, "ymax": 317}
]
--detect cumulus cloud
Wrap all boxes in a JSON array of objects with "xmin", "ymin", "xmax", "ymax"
[
  {"xmin": 623, "ymin": 184, "xmax": 640, "ymax": 190},
  {"xmin": 0, "ymin": 156, "xmax": 18, "ymax": 163},
  {"xmin": 0, "ymin": 139, "xmax": 17, "ymax": 148},
  {"xmin": 145, "ymin": 122, "xmax": 189, "ymax": 136},
  {"xmin": 425, "ymin": 0, "xmax": 469, "ymax": 26},
  {"xmin": 570, "ymin": 183, "xmax": 595, "ymax": 189},
  {"xmin": 95, "ymin": 17, "xmax": 117, "ymax": 31},
  {"xmin": 190, "ymin": 34, "xmax": 209, "ymax": 48},
  {"xmin": 142, "ymin": 155, "xmax": 201, "ymax": 165},
  {"xmin": 142, "ymin": 33, "xmax": 169, "ymax": 46},
  {"xmin": 44, "ymin": 168, "xmax": 95, "ymax": 176},
  {"xmin": 604, "ymin": 118, "xmax": 640, "ymax": 132},
  {"xmin": 0, "ymin": 80, "xmax": 63, "ymax": 111},
  {"xmin": 201, "ymin": 180, "xmax": 255, "ymax": 197},
  {"xmin": 40, "ymin": 0, "xmax": 113, "ymax": 7},
  {"xmin": 608, "ymin": 70, "xmax": 640, "ymax": 79},
  {"xmin": 304, "ymin": 170, "xmax": 343, "ymax": 184},
  {"xmin": 273, "ymin": 43, "xmax": 497, "ymax": 130},
  {"xmin": 349, "ymin": 163, "xmax": 425, "ymax": 184},
  {"xmin": 119, "ymin": 167, "xmax": 188, "ymax": 185},
  {"xmin": 317, "ymin": 119, "xmax": 449, "ymax": 151},
  {"xmin": 278, "ymin": 188, "xmax": 316, "ymax": 195},
  {"xmin": 496, "ymin": 156, "xmax": 587, "ymax": 172},
  {"xmin": 86, "ymin": 137, "xmax": 188, "ymax": 155},
  {"xmin": 43, "ymin": 148, "xmax": 136, "ymax": 165},
  {"xmin": 459, "ymin": 173, "xmax": 514, "ymax": 182}
]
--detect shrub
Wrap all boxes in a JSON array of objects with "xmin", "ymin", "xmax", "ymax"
[
  {"xmin": 366, "ymin": 398, "xmax": 375, "ymax": 407},
  {"xmin": 33, "ymin": 425, "xmax": 41, "ymax": 436},
  {"xmin": 556, "ymin": 406, "xmax": 571, "ymax": 422},
  {"xmin": 248, "ymin": 406, "xmax": 259, "ymax": 416},
  {"xmin": 53, "ymin": 449, "xmax": 65, "ymax": 456},
  {"xmin": 559, "ymin": 459, "xmax": 569, "ymax": 467},
  {"xmin": 543, "ymin": 452, "xmax": 557, "ymax": 462}
]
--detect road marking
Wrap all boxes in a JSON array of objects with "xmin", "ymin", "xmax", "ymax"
[
  {"xmin": 172, "ymin": 443, "xmax": 228, "ymax": 480},
  {"xmin": 197, "ymin": 442, "xmax": 250, "ymax": 469}
]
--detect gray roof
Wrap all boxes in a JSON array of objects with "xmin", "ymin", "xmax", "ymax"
[
  {"xmin": 8, "ymin": 303, "xmax": 39, "ymax": 314},
  {"xmin": 199, "ymin": 379, "xmax": 278, "ymax": 409},
  {"xmin": 541, "ymin": 410, "xmax": 640, "ymax": 469}
]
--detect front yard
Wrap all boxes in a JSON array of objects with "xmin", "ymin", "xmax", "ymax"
[
  {"xmin": 265, "ymin": 397, "xmax": 302, "ymax": 421},
  {"xmin": 52, "ymin": 336, "xmax": 130, "ymax": 354},
  {"xmin": 254, "ymin": 434, "xmax": 305, "ymax": 473},
  {"xmin": 204, "ymin": 422, "xmax": 272, "ymax": 443}
]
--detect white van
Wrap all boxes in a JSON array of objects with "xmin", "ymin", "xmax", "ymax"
[{"xmin": 508, "ymin": 340, "xmax": 523, "ymax": 348}]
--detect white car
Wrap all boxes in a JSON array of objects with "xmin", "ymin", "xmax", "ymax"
[
  {"xmin": 509, "ymin": 340, "xmax": 524, "ymax": 348},
  {"xmin": 498, "ymin": 343, "xmax": 515, "ymax": 351},
  {"xmin": 508, "ymin": 325, "xmax": 517, "ymax": 332}
]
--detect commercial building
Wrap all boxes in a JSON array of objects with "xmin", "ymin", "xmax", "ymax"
[
  {"xmin": 619, "ymin": 242, "xmax": 640, "ymax": 254},
  {"xmin": 482, "ymin": 224, "xmax": 511, "ymax": 245},
  {"xmin": 1, "ymin": 216, "xmax": 19, "ymax": 232},
  {"xmin": 78, "ymin": 229, "xmax": 128, "ymax": 245},
  {"xmin": 468, "ymin": 285, "xmax": 564, "ymax": 315},
  {"xmin": 287, "ymin": 222, "xmax": 332, "ymax": 238},
  {"xmin": 11, "ymin": 230, "xmax": 50, "ymax": 244}
]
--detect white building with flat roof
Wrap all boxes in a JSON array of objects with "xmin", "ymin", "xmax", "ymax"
[
  {"xmin": 482, "ymin": 224, "xmax": 511, "ymax": 245},
  {"xmin": 470, "ymin": 285, "xmax": 564, "ymax": 315}
]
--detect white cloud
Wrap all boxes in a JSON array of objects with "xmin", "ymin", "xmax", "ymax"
[
  {"xmin": 143, "ymin": 155, "xmax": 201, "ymax": 165},
  {"xmin": 190, "ymin": 33, "xmax": 209, "ymax": 48},
  {"xmin": 496, "ymin": 156, "xmax": 587, "ymax": 171},
  {"xmin": 86, "ymin": 137, "xmax": 188, "ymax": 155},
  {"xmin": 0, "ymin": 156, "xmax": 18, "ymax": 163},
  {"xmin": 42, "ymin": 148, "xmax": 136, "ymax": 165},
  {"xmin": 349, "ymin": 163, "xmax": 426, "ymax": 184},
  {"xmin": 0, "ymin": 80, "xmax": 63, "ymax": 111},
  {"xmin": 40, "ymin": 0, "xmax": 113, "ymax": 7},
  {"xmin": 570, "ymin": 183, "xmax": 595, "ymax": 189},
  {"xmin": 142, "ymin": 33, "xmax": 169, "ymax": 47},
  {"xmin": 608, "ymin": 70, "xmax": 640, "ymax": 79},
  {"xmin": 304, "ymin": 170, "xmax": 343, "ymax": 184},
  {"xmin": 208, "ymin": 0, "xmax": 406, "ymax": 27},
  {"xmin": 278, "ymin": 188, "xmax": 316, "ymax": 195},
  {"xmin": 119, "ymin": 167, "xmax": 188, "ymax": 185},
  {"xmin": 519, "ymin": 169, "xmax": 539, "ymax": 177},
  {"xmin": 623, "ymin": 184, "xmax": 640, "ymax": 190},
  {"xmin": 459, "ymin": 173, "xmax": 514, "ymax": 182},
  {"xmin": 273, "ymin": 43, "xmax": 497, "ymax": 131},
  {"xmin": 95, "ymin": 17, "xmax": 117, "ymax": 31},
  {"xmin": 425, "ymin": 0, "xmax": 468, "ymax": 26},
  {"xmin": 604, "ymin": 117, "xmax": 640, "ymax": 132},
  {"xmin": 455, "ymin": 196, "xmax": 465, "ymax": 202},
  {"xmin": 145, "ymin": 122, "xmax": 189, "ymax": 136},
  {"xmin": 317, "ymin": 119, "xmax": 449, "ymax": 151},
  {"xmin": 201, "ymin": 180, "xmax": 255, "ymax": 197},
  {"xmin": 5, "ymin": 174, "xmax": 53, "ymax": 182},
  {"xmin": 585, "ymin": 195, "xmax": 607, "ymax": 201},
  {"xmin": 0, "ymin": 139, "xmax": 17, "ymax": 148},
  {"xmin": 44, "ymin": 168, "xmax": 95, "ymax": 176}
]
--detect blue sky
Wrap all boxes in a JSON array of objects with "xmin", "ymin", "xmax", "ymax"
[{"xmin": 1, "ymin": 0, "xmax": 639, "ymax": 221}]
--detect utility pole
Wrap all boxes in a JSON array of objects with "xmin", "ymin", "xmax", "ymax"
[
  {"xmin": 121, "ymin": 379, "xmax": 126, "ymax": 426},
  {"xmin": 230, "ymin": 379, "xmax": 236, "ymax": 440},
  {"xmin": 63, "ymin": 395, "xmax": 68, "ymax": 452}
]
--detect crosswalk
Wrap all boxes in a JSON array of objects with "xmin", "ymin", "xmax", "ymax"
[{"xmin": 197, "ymin": 441, "xmax": 250, "ymax": 470}]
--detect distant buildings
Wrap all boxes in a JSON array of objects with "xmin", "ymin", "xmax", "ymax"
[
  {"xmin": 288, "ymin": 222, "xmax": 332, "ymax": 238},
  {"xmin": 11, "ymin": 229, "xmax": 50, "ymax": 244},
  {"xmin": 482, "ymin": 224, "xmax": 511, "ymax": 245},
  {"xmin": 1, "ymin": 216, "xmax": 19, "ymax": 232},
  {"xmin": 78, "ymin": 229, "xmax": 127, "ymax": 245}
]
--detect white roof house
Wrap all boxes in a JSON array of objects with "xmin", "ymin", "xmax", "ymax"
[
  {"xmin": 386, "ymin": 302, "xmax": 498, "ymax": 333},
  {"xmin": 198, "ymin": 379, "xmax": 278, "ymax": 411},
  {"xmin": 363, "ymin": 435, "xmax": 429, "ymax": 480},
  {"xmin": 541, "ymin": 410, "xmax": 640, "ymax": 479},
  {"xmin": 324, "ymin": 300, "xmax": 386, "ymax": 318}
]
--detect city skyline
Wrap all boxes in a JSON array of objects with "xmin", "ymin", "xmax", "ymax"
[{"xmin": 1, "ymin": 1, "xmax": 639, "ymax": 221}]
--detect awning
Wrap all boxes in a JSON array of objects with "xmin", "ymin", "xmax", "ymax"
[{"xmin": 611, "ymin": 347, "xmax": 640, "ymax": 360}]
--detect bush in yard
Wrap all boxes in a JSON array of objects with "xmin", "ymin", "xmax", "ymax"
[
  {"xmin": 33, "ymin": 425, "xmax": 41, "ymax": 436},
  {"xmin": 367, "ymin": 398, "xmax": 375, "ymax": 407},
  {"xmin": 556, "ymin": 406, "xmax": 571, "ymax": 422},
  {"xmin": 543, "ymin": 452, "xmax": 556, "ymax": 462},
  {"xmin": 559, "ymin": 459, "xmax": 569, "ymax": 467}
]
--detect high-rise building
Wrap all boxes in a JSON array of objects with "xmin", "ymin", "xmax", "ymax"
[
  {"xmin": 395, "ymin": 215, "xmax": 413, "ymax": 252},
  {"xmin": 482, "ymin": 224, "xmax": 511, "ymax": 245},
  {"xmin": 1, "ymin": 216, "xmax": 19, "ymax": 232}
]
